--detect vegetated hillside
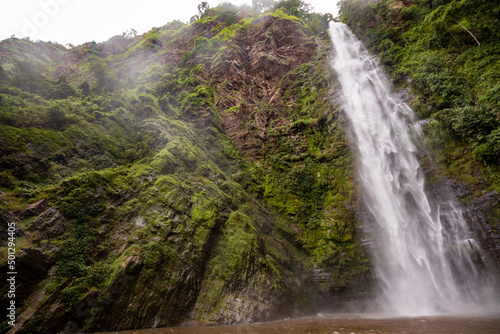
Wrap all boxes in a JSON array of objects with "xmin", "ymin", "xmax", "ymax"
[
  {"xmin": 339, "ymin": 0, "xmax": 500, "ymax": 262},
  {"xmin": 0, "ymin": 2, "xmax": 371, "ymax": 333}
]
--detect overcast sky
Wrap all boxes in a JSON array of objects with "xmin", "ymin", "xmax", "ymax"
[{"xmin": 0, "ymin": 0, "xmax": 339, "ymax": 46}]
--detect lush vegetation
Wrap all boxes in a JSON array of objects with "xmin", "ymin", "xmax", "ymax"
[{"xmin": 0, "ymin": 2, "xmax": 367, "ymax": 332}]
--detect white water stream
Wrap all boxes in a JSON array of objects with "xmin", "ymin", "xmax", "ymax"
[{"xmin": 329, "ymin": 22, "xmax": 498, "ymax": 316}]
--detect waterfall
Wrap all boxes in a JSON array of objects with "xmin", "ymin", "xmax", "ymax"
[{"xmin": 328, "ymin": 22, "xmax": 499, "ymax": 316}]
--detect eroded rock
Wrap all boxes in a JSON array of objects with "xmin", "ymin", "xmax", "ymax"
[{"xmin": 0, "ymin": 207, "xmax": 24, "ymax": 241}]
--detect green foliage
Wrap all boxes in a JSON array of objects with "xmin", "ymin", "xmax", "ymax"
[
  {"xmin": 80, "ymin": 80, "xmax": 91, "ymax": 96},
  {"xmin": 0, "ymin": 65, "xmax": 6, "ymax": 82},
  {"xmin": 0, "ymin": 170, "xmax": 16, "ymax": 189},
  {"xmin": 44, "ymin": 104, "xmax": 71, "ymax": 130},
  {"xmin": 8, "ymin": 60, "xmax": 78, "ymax": 99},
  {"xmin": 474, "ymin": 128, "xmax": 500, "ymax": 161},
  {"xmin": 55, "ymin": 171, "xmax": 111, "ymax": 221},
  {"xmin": 51, "ymin": 171, "xmax": 118, "ymax": 311},
  {"xmin": 211, "ymin": 211, "xmax": 262, "ymax": 281},
  {"xmin": 10, "ymin": 60, "xmax": 45, "ymax": 92},
  {"xmin": 180, "ymin": 34, "xmax": 225, "ymax": 67},
  {"xmin": 44, "ymin": 281, "xmax": 59, "ymax": 295},
  {"xmin": 54, "ymin": 223, "xmax": 97, "ymax": 277},
  {"xmin": 253, "ymin": 0, "xmax": 275, "ymax": 13},
  {"xmin": 141, "ymin": 28, "xmax": 162, "ymax": 50},
  {"xmin": 411, "ymin": 65, "xmax": 472, "ymax": 109},
  {"xmin": 60, "ymin": 262, "xmax": 110, "ymax": 311},
  {"xmin": 304, "ymin": 13, "xmax": 329, "ymax": 36},
  {"xmin": 447, "ymin": 105, "xmax": 499, "ymax": 142},
  {"xmin": 273, "ymin": 0, "xmax": 312, "ymax": 18},
  {"xmin": 271, "ymin": 7, "xmax": 301, "ymax": 22},
  {"xmin": 90, "ymin": 60, "xmax": 115, "ymax": 92},
  {"xmin": 13, "ymin": 181, "xmax": 44, "ymax": 198}
]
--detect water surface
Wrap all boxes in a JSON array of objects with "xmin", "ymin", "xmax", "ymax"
[{"xmin": 97, "ymin": 314, "xmax": 500, "ymax": 334}]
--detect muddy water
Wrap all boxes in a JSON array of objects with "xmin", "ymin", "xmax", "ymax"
[{"xmin": 97, "ymin": 314, "xmax": 500, "ymax": 334}]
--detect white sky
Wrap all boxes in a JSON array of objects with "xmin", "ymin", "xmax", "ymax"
[{"xmin": 0, "ymin": 0, "xmax": 339, "ymax": 46}]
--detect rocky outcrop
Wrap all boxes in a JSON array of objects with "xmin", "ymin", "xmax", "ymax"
[
  {"xmin": 19, "ymin": 199, "xmax": 49, "ymax": 219},
  {"xmin": 0, "ymin": 207, "xmax": 24, "ymax": 242},
  {"xmin": 466, "ymin": 191, "xmax": 500, "ymax": 265},
  {"xmin": 28, "ymin": 206, "xmax": 66, "ymax": 240},
  {"xmin": 0, "ymin": 246, "xmax": 53, "ymax": 328},
  {"xmin": 212, "ymin": 16, "xmax": 316, "ymax": 160}
]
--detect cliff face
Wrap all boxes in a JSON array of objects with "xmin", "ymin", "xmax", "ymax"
[{"xmin": 0, "ymin": 5, "xmax": 370, "ymax": 333}]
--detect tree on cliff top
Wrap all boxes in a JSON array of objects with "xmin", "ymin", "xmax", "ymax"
[
  {"xmin": 253, "ymin": 0, "xmax": 275, "ymax": 12},
  {"xmin": 274, "ymin": 0, "xmax": 312, "ymax": 17}
]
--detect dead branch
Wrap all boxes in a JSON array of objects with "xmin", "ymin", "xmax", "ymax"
[{"xmin": 455, "ymin": 20, "xmax": 481, "ymax": 47}]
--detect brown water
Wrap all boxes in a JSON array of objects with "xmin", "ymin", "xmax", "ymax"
[{"xmin": 97, "ymin": 314, "xmax": 500, "ymax": 334}]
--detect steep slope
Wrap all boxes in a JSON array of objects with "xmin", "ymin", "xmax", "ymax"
[{"xmin": 0, "ymin": 4, "xmax": 370, "ymax": 333}]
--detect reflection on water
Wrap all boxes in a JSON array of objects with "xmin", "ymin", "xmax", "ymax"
[{"xmin": 96, "ymin": 314, "xmax": 500, "ymax": 334}]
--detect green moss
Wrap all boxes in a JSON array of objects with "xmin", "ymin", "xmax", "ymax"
[
  {"xmin": 226, "ymin": 105, "xmax": 240, "ymax": 114},
  {"xmin": 151, "ymin": 137, "xmax": 204, "ymax": 174},
  {"xmin": 211, "ymin": 210, "xmax": 275, "ymax": 282},
  {"xmin": 290, "ymin": 118, "xmax": 318, "ymax": 130},
  {"xmin": 44, "ymin": 281, "xmax": 59, "ymax": 295}
]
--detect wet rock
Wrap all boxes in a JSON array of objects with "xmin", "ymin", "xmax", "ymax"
[
  {"xmin": 466, "ymin": 191, "xmax": 500, "ymax": 265},
  {"xmin": 426, "ymin": 178, "xmax": 500, "ymax": 268},
  {"xmin": 17, "ymin": 248, "xmax": 53, "ymax": 285},
  {"xmin": 0, "ymin": 207, "xmax": 24, "ymax": 241},
  {"xmin": 134, "ymin": 216, "xmax": 146, "ymax": 228},
  {"xmin": 203, "ymin": 296, "xmax": 272, "ymax": 325},
  {"xmin": 21, "ymin": 199, "xmax": 49, "ymax": 219},
  {"xmin": 312, "ymin": 266, "xmax": 330, "ymax": 283},
  {"xmin": 39, "ymin": 301, "xmax": 71, "ymax": 334},
  {"xmin": 0, "ymin": 248, "xmax": 53, "ymax": 317},
  {"xmin": 29, "ymin": 206, "xmax": 66, "ymax": 239}
]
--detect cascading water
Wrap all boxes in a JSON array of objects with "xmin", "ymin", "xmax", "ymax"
[{"xmin": 329, "ymin": 22, "xmax": 499, "ymax": 316}]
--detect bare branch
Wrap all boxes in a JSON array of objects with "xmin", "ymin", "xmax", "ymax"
[{"xmin": 455, "ymin": 20, "xmax": 481, "ymax": 47}]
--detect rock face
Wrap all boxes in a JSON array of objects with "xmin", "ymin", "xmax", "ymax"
[
  {"xmin": 0, "ymin": 6, "xmax": 370, "ymax": 334},
  {"xmin": 211, "ymin": 16, "xmax": 315, "ymax": 159},
  {"xmin": 20, "ymin": 199, "xmax": 49, "ymax": 219},
  {"xmin": 466, "ymin": 191, "xmax": 500, "ymax": 265},
  {"xmin": 0, "ymin": 246, "xmax": 53, "ymax": 324},
  {"xmin": 28, "ymin": 206, "xmax": 66, "ymax": 240},
  {"xmin": 0, "ymin": 207, "xmax": 24, "ymax": 241},
  {"xmin": 424, "ymin": 177, "xmax": 500, "ymax": 269}
]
